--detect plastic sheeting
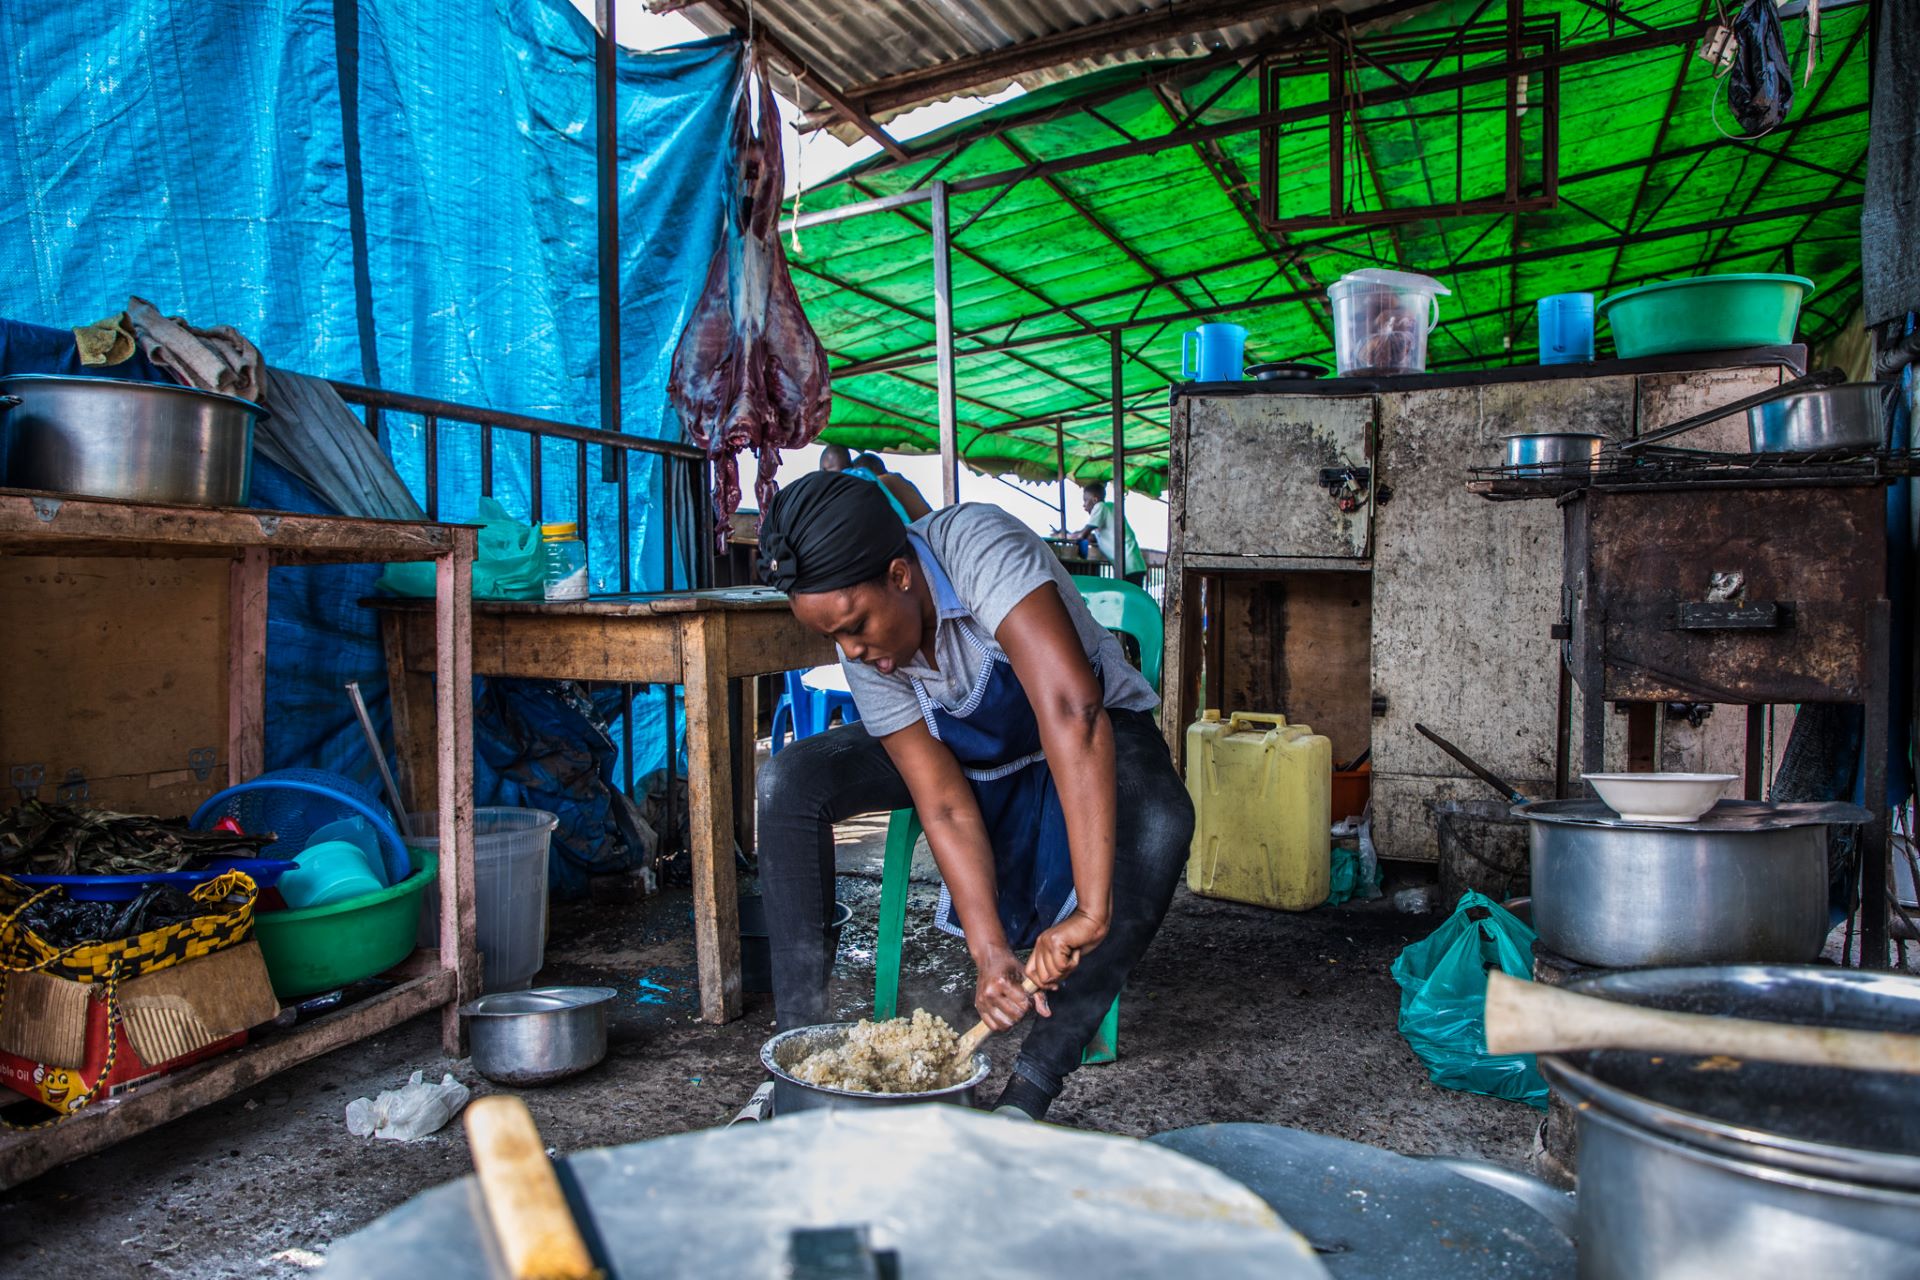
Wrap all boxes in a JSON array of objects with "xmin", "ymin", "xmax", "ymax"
[{"xmin": 0, "ymin": 5, "xmax": 744, "ymax": 884}]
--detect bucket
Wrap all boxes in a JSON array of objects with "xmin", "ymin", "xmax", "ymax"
[
  {"xmin": 737, "ymin": 894, "xmax": 853, "ymax": 993},
  {"xmin": 1428, "ymin": 797, "xmax": 1529, "ymax": 905},
  {"xmin": 410, "ymin": 808, "xmax": 557, "ymax": 993},
  {"xmin": 1536, "ymin": 293, "xmax": 1595, "ymax": 364},
  {"xmin": 1328, "ymin": 269, "xmax": 1449, "ymax": 375},
  {"xmin": 1180, "ymin": 323, "xmax": 1247, "ymax": 382}
]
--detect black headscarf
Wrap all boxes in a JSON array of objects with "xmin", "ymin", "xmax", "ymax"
[{"xmin": 760, "ymin": 470, "xmax": 910, "ymax": 594}]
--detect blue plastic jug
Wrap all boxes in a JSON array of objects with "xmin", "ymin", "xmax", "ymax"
[
  {"xmin": 1537, "ymin": 293, "xmax": 1595, "ymax": 365},
  {"xmin": 1182, "ymin": 323, "xmax": 1247, "ymax": 382}
]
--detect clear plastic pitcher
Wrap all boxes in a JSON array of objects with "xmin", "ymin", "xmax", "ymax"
[{"xmin": 1328, "ymin": 269, "xmax": 1451, "ymax": 375}]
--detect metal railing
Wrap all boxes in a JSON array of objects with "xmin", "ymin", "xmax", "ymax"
[{"xmin": 330, "ymin": 380, "xmax": 713, "ymax": 850}]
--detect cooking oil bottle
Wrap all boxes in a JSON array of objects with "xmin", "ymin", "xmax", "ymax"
[{"xmin": 1185, "ymin": 710, "xmax": 1332, "ymax": 911}]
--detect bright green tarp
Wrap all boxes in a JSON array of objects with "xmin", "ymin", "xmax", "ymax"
[{"xmin": 785, "ymin": 0, "xmax": 1869, "ymax": 496}]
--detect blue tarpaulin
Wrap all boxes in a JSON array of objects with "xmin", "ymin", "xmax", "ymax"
[{"xmin": 0, "ymin": 3, "xmax": 742, "ymax": 887}]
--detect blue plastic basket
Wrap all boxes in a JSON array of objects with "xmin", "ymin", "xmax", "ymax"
[
  {"xmin": 10, "ymin": 857, "xmax": 299, "ymax": 902},
  {"xmin": 191, "ymin": 768, "xmax": 410, "ymax": 885}
]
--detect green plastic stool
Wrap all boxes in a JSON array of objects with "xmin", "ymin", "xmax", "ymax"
[{"xmin": 873, "ymin": 808, "xmax": 1119, "ymax": 1065}]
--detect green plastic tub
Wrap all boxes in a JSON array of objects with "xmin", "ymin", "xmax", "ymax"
[
  {"xmin": 252, "ymin": 850, "xmax": 437, "ymax": 998},
  {"xmin": 1598, "ymin": 273, "xmax": 1814, "ymax": 359}
]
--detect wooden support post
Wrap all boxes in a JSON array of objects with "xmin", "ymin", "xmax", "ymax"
[
  {"xmin": 226, "ymin": 548, "xmax": 269, "ymax": 785},
  {"xmin": 732, "ymin": 675, "xmax": 758, "ymax": 859},
  {"xmin": 380, "ymin": 612, "xmax": 439, "ymax": 811},
  {"xmin": 436, "ymin": 540, "xmax": 477, "ymax": 1054},
  {"xmin": 1110, "ymin": 332, "xmax": 1126, "ymax": 577},
  {"xmin": 932, "ymin": 180, "xmax": 959, "ymax": 508},
  {"xmin": 683, "ymin": 611, "xmax": 743, "ymax": 1024}
]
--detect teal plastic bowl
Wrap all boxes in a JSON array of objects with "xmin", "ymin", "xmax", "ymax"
[
  {"xmin": 1598, "ymin": 273, "xmax": 1814, "ymax": 359},
  {"xmin": 253, "ymin": 850, "xmax": 437, "ymax": 998}
]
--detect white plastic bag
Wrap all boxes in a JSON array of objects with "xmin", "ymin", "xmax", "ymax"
[{"xmin": 345, "ymin": 1070, "xmax": 471, "ymax": 1141}]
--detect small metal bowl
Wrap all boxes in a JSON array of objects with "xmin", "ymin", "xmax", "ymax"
[
  {"xmin": 761, "ymin": 1022, "xmax": 990, "ymax": 1114},
  {"xmin": 462, "ymin": 986, "xmax": 616, "ymax": 1086},
  {"xmin": 1502, "ymin": 432, "xmax": 1604, "ymax": 475}
]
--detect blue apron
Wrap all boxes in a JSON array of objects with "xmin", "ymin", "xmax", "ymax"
[{"xmin": 906, "ymin": 534, "xmax": 1080, "ymax": 947}]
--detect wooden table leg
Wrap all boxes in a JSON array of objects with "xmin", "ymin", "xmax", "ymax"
[
  {"xmin": 379, "ymin": 611, "xmax": 439, "ymax": 812},
  {"xmin": 436, "ymin": 543, "xmax": 478, "ymax": 1054},
  {"xmin": 733, "ymin": 675, "xmax": 758, "ymax": 859},
  {"xmin": 683, "ymin": 612, "xmax": 742, "ymax": 1024},
  {"xmin": 227, "ymin": 548, "xmax": 269, "ymax": 785}
]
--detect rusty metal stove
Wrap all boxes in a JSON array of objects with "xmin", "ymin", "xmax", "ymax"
[{"xmin": 1559, "ymin": 475, "xmax": 1895, "ymax": 960}]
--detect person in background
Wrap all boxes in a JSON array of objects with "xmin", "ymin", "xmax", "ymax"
[
  {"xmin": 820, "ymin": 443, "xmax": 932, "ymax": 522},
  {"xmin": 754, "ymin": 471, "xmax": 1191, "ymax": 1120},
  {"xmin": 1071, "ymin": 480, "xmax": 1146, "ymax": 586}
]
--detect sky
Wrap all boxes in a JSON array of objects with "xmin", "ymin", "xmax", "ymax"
[{"xmin": 570, "ymin": 1, "xmax": 1172, "ymax": 550}]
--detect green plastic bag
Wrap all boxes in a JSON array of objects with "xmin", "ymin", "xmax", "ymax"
[
  {"xmin": 378, "ymin": 498, "xmax": 546, "ymax": 600},
  {"xmin": 1327, "ymin": 841, "xmax": 1382, "ymax": 905},
  {"xmin": 1391, "ymin": 890, "xmax": 1549, "ymax": 1109}
]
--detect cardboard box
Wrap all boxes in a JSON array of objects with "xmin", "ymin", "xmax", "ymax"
[{"xmin": 0, "ymin": 940, "xmax": 280, "ymax": 1113}]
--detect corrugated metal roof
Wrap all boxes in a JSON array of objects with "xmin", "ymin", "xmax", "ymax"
[{"xmin": 665, "ymin": 0, "xmax": 1366, "ymax": 133}]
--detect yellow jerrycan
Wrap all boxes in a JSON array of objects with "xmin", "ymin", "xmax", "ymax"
[{"xmin": 1185, "ymin": 710, "xmax": 1332, "ymax": 911}]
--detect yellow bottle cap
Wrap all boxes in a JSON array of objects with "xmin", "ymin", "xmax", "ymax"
[{"xmin": 540, "ymin": 521, "xmax": 579, "ymax": 540}]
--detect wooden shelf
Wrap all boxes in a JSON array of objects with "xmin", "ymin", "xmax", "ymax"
[
  {"xmin": 0, "ymin": 970, "xmax": 456, "ymax": 1189},
  {"xmin": 1, "ymin": 491, "xmax": 479, "ymax": 1185}
]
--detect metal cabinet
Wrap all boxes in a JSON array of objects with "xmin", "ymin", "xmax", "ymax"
[{"xmin": 1163, "ymin": 350, "xmax": 1804, "ymax": 864}]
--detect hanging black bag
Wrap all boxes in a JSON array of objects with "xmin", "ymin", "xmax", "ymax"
[{"xmin": 1724, "ymin": 0, "xmax": 1795, "ymax": 136}]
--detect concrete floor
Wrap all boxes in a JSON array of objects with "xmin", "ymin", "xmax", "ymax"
[{"xmin": 0, "ymin": 817, "xmax": 1542, "ymax": 1278}]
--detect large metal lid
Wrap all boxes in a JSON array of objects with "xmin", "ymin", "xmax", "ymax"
[
  {"xmin": 1541, "ymin": 966, "xmax": 1920, "ymax": 1190},
  {"xmin": 1513, "ymin": 797, "xmax": 1871, "ymax": 832},
  {"xmin": 0, "ymin": 371, "xmax": 267, "ymax": 416}
]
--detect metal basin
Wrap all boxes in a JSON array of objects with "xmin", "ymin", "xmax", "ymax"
[
  {"xmin": 462, "ymin": 986, "xmax": 615, "ymax": 1086},
  {"xmin": 0, "ymin": 373, "xmax": 260, "ymax": 506},
  {"xmin": 1748, "ymin": 383, "xmax": 1889, "ymax": 454},
  {"xmin": 761, "ymin": 1022, "xmax": 990, "ymax": 1114},
  {"xmin": 1502, "ymin": 432, "xmax": 1603, "ymax": 476},
  {"xmin": 1542, "ymin": 966, "xmax": 1920, "ymax": 1279},
  {"xmin": 1518, "ymin": 799, "xmax": 1863, "ymax": 967}
]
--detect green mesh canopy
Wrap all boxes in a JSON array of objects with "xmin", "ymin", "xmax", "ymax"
[{"xmin": 786, "ymin": 0, "xmax": 1868, "ymax": 496}]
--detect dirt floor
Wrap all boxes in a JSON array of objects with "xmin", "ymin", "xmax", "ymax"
[{"xmin": 0, "ymin": 818, "xmax": 1544, "ymax": 1278}]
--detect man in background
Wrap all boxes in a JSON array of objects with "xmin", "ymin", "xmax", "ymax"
[{"xmin": 819, "ymin": 444, "xmax": 932, "ymax": 522}]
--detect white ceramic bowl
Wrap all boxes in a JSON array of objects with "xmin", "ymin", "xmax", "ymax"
[{"xmin": 1582, "ymin": 773, "xmax": 1739, "ymax": 823}]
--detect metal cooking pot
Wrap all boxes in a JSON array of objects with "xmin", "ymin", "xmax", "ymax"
[
  {"xmin": 1502, "ymin": 432, "xmax": 1603, "ymax": 475},
  {"xmin": 461, "ymin": 986, "xmax": 615, "ymax": 1085},
  {"xmin": 761, "ymin": 1022, "xmax": 990, "ymax": 1114},
  {"xmin": 1541, "ymin": 966, "xmax": 1920, "ymax": 1279},
  {"xmin": 0, "ymin": 373, "xmax": 260, "ymax": 506},
  {"xmin": 1747, "ymin": 382, "xmax": 1891, "ymax": 453},
  {"xmin": 1517, "ymin": 798, "xmax": 1866, "ymax": 967}
]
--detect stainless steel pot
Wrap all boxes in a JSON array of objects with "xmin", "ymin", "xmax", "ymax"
[
  {"xmin": 1518, "ymin": 798, "xmax": 1866, "ymax": 967},
  {"xmin": 1502, "ymin": 432, "xmax": 1603, "ymax": 475},
  {"xmin": 1542, "ymin": 965, "xmax": 1920, "ymax": 1279},
  {"xmin": 1748, "ymin": 383, "xmax": 1891, "ymax": 453},
  {"xmin": 761, "ymin": 1023, "xmax": 990, "ymax": 1114},
  {"xmin": 461, "ymin": 986, "xmax": 615, "ymax": 1085},
  {"xmin": 0, "ymin": 374, "xmax": 260, "ymax": 506}
]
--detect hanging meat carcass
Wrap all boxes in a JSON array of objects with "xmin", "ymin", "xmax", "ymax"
[{"xmin": 670, "ymin": 50, "xmax": 831, "ymax": 553}]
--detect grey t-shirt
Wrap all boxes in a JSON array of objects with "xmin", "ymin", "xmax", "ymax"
[{"xmin": 842, "ymin": 504, "xmax": 1159, "ymax": 737}]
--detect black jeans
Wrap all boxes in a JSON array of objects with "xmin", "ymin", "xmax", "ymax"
[{"xmin": 754, "ymin": 707, "xmax": 1194, "ymax": 1099}]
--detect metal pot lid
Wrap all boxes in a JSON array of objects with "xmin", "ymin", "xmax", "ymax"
[
  {"xmin": 1498, "ymin": 431, "xmax": 1604, "ymax": 441},
  {"xmin": 1541, "ymin": 966, "xmax": 1920, "ymax": 1190},
  {"xmin": 461, "ymin": 985, "xmax": 616, "ymax": 1017},
  {"xmin": 1512, "ymin": 797, "xmax": 1871, "ymax": 831},
  {"xmin": 1246, "ymin": 361, "xmax": 1326, "ymax": 380},
  {"xmin": 0, "ymin": 372, "xmax": 268, "ymax": 417}
]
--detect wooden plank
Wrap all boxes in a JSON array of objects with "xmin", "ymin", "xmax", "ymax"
[
  {"xmin": 1161, "ymin": 398, "xmax": 1193, "ymax": 767},
  {"xmin": 721, "ymin": 607, "xmax": 836, "ymax": 676},
  {"xmin": 367, "ymin": 586, "xmax": 795, "ymax": 617},
  {"xmin": 436, "ymin": 539, "xmax": 479, "ymax": 1055},
  {"xmin": 0, "ymin": 970, "xmax": 455, "ymax": 1190},
  {"xmin": 682, "ymin": 611, "xmax": 742, "ymax": 1024},
  {"xmin": 226, "ymin": 547, "xmax": 269, "ymax": 785},
  {"xmin": 732, "ymin": 676, "xmax": 757, "ymax": 859},
  {"xmin": 0, "ymin": 556, "xmax": 228, "ymax": 814},
  {"xmin": 0, "ymin": 492, "xmax": 456, "ymax": 560},
  {"xmin": 379, "ymin": 610, "xmax": 439, "ymax": 811},
  {"xmin": 1218, "ymin": 572, "xmax": 1372, "ymax": 766}
]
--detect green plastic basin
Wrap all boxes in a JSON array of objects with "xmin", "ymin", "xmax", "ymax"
[
  {"xmin": 1598, "ymin": 273, "xmax": 1814, "ymax": 359},
  {"xmin": 252, "ymin": 850, "xmax": 437, "ymax": 998}
]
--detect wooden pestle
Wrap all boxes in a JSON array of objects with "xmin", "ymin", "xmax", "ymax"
[
  {"xmin": 1484, "ymin": 970, "xmax": 1920, "ymax": 1074},
  {"xmin": 950, "ymin": 975, "xmax": 1041, "ymax": 1070},
  {"xmin": 465, "ymin": 1095, "xmax": 602, "ymax": 1280}
]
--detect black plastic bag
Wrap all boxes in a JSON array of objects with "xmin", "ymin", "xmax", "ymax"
[{"xmin": 1726, "ymin": 0, "xmax": 1795, "ymax": 136}]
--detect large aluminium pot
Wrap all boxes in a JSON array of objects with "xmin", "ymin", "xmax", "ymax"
[
  {"xmin": 1541, "ymin": 965, "xmax": 1920, "ymax": 1280},
  {"xmin": 761, "ymin": 1022, "xmax": 990, "ymax": 1114},
  {"xmin": 1517, "ymin": 799, "xmax": 1865, "ymax": 967},
  {"xmin": 1747, "ymin": 382, "xmax": 1891, "ymax": 453},
  {"xmin": 0, "ymin": 373, "xmax": 260, "ymax": 506}
]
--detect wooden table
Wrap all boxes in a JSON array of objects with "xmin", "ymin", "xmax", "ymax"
[{"xmin": 368, "ymin": 587, "xmax": 832, "ymax": 1023}]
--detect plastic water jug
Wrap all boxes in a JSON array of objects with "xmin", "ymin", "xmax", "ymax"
[
  {"xmin": 1185, "ymin": 710, "xmax": 1332, "ymax": 912},
  {"xmin": 1181, "ymin": 323, "xmax": 1247, "ymax": 382},
  {"xmin": 1328, "ymin": 269, "xmax": 1450, "ymax": 375},
  {"xmin": 1537, "ymin": 292, "xmax": 1596, "ymax": 364}
]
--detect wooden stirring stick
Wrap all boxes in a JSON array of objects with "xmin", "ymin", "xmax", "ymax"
[
  {"xmin": 465, "ymin": 1095, "xmax": 602, "ymax": 1280},
  {"xmin": 951, "ymin": 975, "xmax": 1041, "ymax": 1070}
]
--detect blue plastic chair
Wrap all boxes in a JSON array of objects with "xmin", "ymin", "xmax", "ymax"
[{"xmin": 769, "ymin": 669, "xmax": 860, "ymax": 755}]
